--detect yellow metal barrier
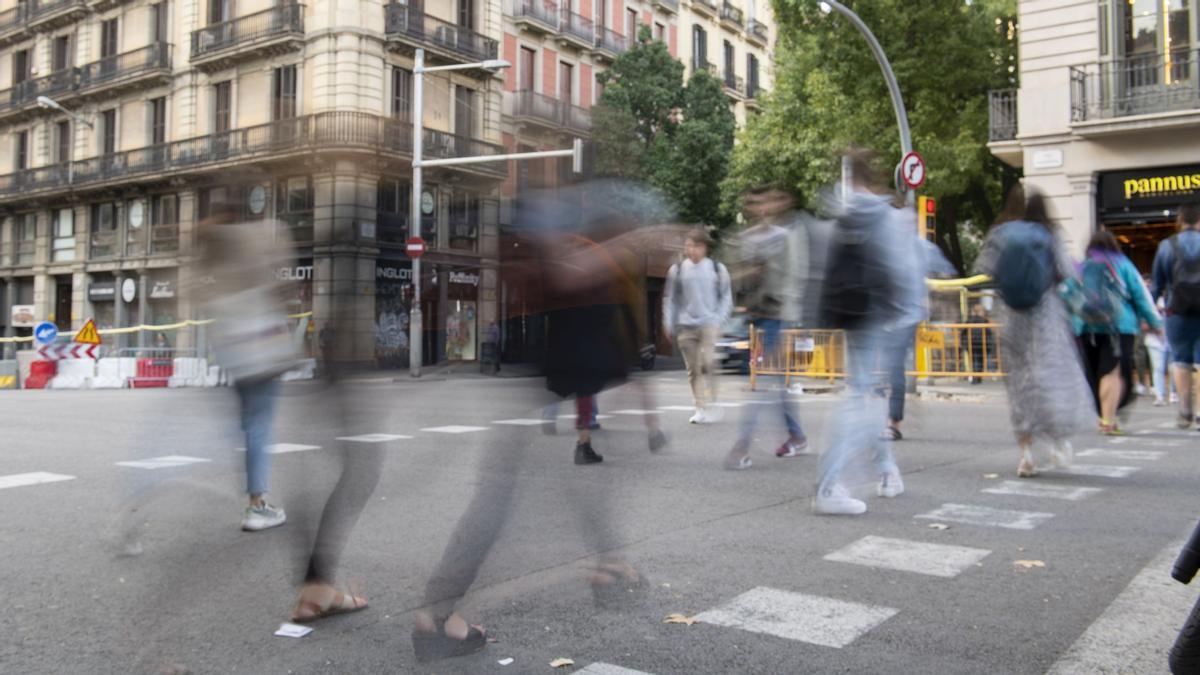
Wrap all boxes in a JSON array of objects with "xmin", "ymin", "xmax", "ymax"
[
  {"xmin": 749, "ymin": 327, "xmax": 847, "ymax": 389},
  {"xmin": 0, "ymin": 312, "xmax": 314, "ymax": 344}
]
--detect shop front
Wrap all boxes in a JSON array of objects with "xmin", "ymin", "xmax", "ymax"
[
  {"xmin": 1098, "ymin": 163, "xmax": 1200, "ymax": 271},
  {"xmin": 374, "ymin": 259, "xmax": 413, "ymax": 369},
  {"xmin": 275, "ymin": 258, "xmax": 315, "ymax": 358}
]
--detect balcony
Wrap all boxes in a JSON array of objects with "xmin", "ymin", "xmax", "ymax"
[
  {"xmin": 0, "ymin": 5, "xmax": 27, "ymax": 47},
  {"xmin": 1069, "ymin": 50, "xmax": 1200, "ymax": 135},
  {"xmin": 512, "ymin": 0, "xmax": 558, "ymax": 35},
  {"xmin": 591, "ymin": 26, "xmax": 626, "ymax": 61},
  {"xmin": 190, "ymin": 4, "xmax": 305, "ymax": 73},
  {"xmin": 988, "ymin": 88, "xmax": 1017, "ymax": 142},
  {"xmin": 723, "ymin": 73, "xmax": 745, "ymax": 100},
  {"xmin": 384, "ymin": 5, "xmax": 499, "ymax": 67},
  {"xmin": 511, "ymin": 90, "xmax": 562, "ymax": 130},
  {"xmin": 745, "ymin": 78, "xmax": 761, "ymax": 105},
  {"xmin": 0, "ymin": 111, "xmax": 506, "ymax": 201},
  {"xmin": 557, "ymin": 8, "xmax": 594, "ymax": 50},
  {"xmin": 747, "ymin": 18, "xmax": 767, "ymax": 45},
  {"xmin": 0, "ymin": 68, "xmax": 79, "ymax": 123},
  {"xmin": 78, "ymin": 43, "xmax": 172, "ymax": 99},
  {"xmin": 691, "ymin": 0, "xmax": 718, "ymax": 18},
  {"xmin": 652, "ymin": 0, "xmax": 678, "ymax": 14},
  {"xmin": 423, "ymin": 128, "xmax": 505, "ymax": 163},
  {"xmin": 25, "ymin": 0, "xmax": 88, "ymax": 33},
  {"xmin": 561, "ymin": 103, "xmax": 591, "ymax": 133},
  {"xmin": 719, "ymin": 2, "xmax": 743, "ymax": 31}
]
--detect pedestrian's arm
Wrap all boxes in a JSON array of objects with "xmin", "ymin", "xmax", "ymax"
[
  {"xmin": 1152, "ymin": 240, "xmax": 1171, "ymax": 302},
  {"xmin": 662, "ymin": 265, "xmax": 677, "ymax": 339},
  {"xmin": 1126, "ymin": 262, "xmax": 1163, "ymax": 330},
  {"xmin": 717, "ymin": 263, "xmax": 733, "ymax": 324}
]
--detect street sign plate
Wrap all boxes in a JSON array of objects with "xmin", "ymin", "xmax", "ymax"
[
  {"xmin": 74, "ymin": 318, "xmax": 101, "ymax": 345},
  {"xmin": 33, "ymin": 321, "xmax": 58, "ymax": 345},
  {"xmin": 900, "ymin": 151, "xmax": 926, "ymax": 189},
  {"xmin": 406, "ymin": 236, "xmax": 426, "ymax": 259}
]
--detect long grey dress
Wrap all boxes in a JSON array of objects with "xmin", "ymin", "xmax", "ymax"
[{"xmin": 977, "ymin": 223, "xmax": 1095, "ymax": 442}]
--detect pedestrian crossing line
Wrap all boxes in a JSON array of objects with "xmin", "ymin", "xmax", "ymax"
[
  {"xmin": 693, "ymin": 586, "xmax": 898, "ymax": 648},
  {"xmin": 1076, "ymin": 448, "xmax": 1166, "ymax": 461},
  {"xmin": 116, "ymin": 455, "xmax": 212, "ymax": 470},
  {"xmin": 1049, "ymin": 464, "xmax": 1141, "ymax": 479},
  {"xmin": 982, "ymin": 480, "xmax": 1103, "ymax": 502},
  {"xmin": 336, "ymin": 434, "xmax": 414, "ymax": 443},
  {"xmin": 657, "ymin": 406, "xmax": 696, "ymax": 411},
  {"xmin": 1113, "ymin": 434, "xmax": 1181, "ymax": 447},
  {"xmin": 492, "ymin": 419, "xmax": 554, "ymax": 426},
  {"xmin": 421, "ymin": 425, "xmax": 490, "ymax": 434},
  {"xmin": 576, "ymin": 664, "xmax": 655, "ymax": 675},
  {"xmin": 236, "ymin": 443, "xmax": 322, "ymax": 454},
  {"xmin": 823, "ymin": 535, "xmax": 991, "ymax": 578},
  {"xmin": 557, "ymin": 414, "xmax": 615, "ymax": 420},
  {"xmin": 915, "ymin": 503, "xmax": 1055, "ymax": 530},
  {"xmin": 610, "ymin": 409, "xmax": 663, "ymax": 416},
  {"xmin": 708, "ymin": 401, "xmax": 745, "ymax": 408},
  {"xmin": 0, "ymin": 472, "xmax": 76, "ymax": 490}
]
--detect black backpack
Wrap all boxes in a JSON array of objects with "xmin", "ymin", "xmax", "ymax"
[
  {"xmin": 992, "ymin": 221, "xmax": 1056, "ymax": 311},
  {"xmin": 819, "ymin": 222, "xmax": 892, "ymax": 329},
  {"xmin": 1169, "ymin": 235, "xmax": 1200, "ymax": 316}
]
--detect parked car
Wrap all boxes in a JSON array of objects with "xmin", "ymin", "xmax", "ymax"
[{"xmin": 715, "ymin": 314, "xmax": 751, "ymax": 374}]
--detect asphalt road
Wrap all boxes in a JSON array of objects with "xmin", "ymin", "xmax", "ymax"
[{"xmin": 2, "ymin": 372, "xmax": 1199, "ymax": 674}]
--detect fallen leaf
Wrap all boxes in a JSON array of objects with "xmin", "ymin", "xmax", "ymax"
[
  {"xmin": 983, "ymin": 473, "xmax": 1000, "ymax": 479},
  {"xmin": 663, "ymin": 613, "xmax": 699, "ymax": 626},
  {"xmin": 1014, "ymin": 560, "xmax": 1046, "ymax": 570},
  {"xmin": 927, "ymin": 523, "xmax": 950, "ymax": 530},
  {"xmin": 550, "ymin": 658, "xmax": 575, "ymax": 668}
]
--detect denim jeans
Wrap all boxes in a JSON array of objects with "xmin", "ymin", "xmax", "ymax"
[
  {"xmin": 818, "ymin": 329, "xmax": 899, "ymax": 493},
  {"xmin": 883, "ymin": 325, "xmax": 918, "ymax": 423},
  {"xmin": 237, "ymin": 378, "xmax": 280, "ymax": 496},
  {"xmin": 738, "ymin": 318, "xmax": 803, "ymax": 444}
]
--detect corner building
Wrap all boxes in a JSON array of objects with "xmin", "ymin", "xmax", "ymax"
[{"xmin": 989, "ymin": 0, "xmax": 1200, "ymax": 269}]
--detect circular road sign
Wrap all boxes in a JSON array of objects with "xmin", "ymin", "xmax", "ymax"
[
  {"xmin": 33, "ymin": 321, "xmax": 58, "ymax": 345},
  {"xmin": 406, "ymin": 236, "xmax": 426, "ymax": 259},
  {"xmin": 900, "ymin": 151, "xmax": 926, "ymax": 190}
]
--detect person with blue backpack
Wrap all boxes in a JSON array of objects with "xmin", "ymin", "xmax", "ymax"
[
  {"xmin": 1152, "ymin": 202, "xmax": 1200, "ymax": 429},
  {"xmin": 976, "ymin": 186, "xmax": 1094, "ymax": 478},
  {"xmin": 1069, "ymin": 230, "xmax": 1162, "ymax": 435}
]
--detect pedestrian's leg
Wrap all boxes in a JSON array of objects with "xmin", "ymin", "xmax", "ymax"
[
  {"xmin": 240, "ymin": 380, "xmax": 279, "ymax": 505},
  {"xmin": 885, "ymin": 328, "xmax": 911, "ymax": 432},
  {"xmin": 701, "ymin": 324, "xmax": 720, "ymax": 407},
  {"xmin": 1148, "ymin": 345, "xmax": 1166, "ymax": 403},
  {"xmin": 677, "ymin": 327, "xmax": 704, "ymax": 410},
  {"xmin": 1174, "ymin": 364, "xmax": 1193, "ymax": 420},
  {"xmin": 816, "ymin": 331, "xmax": 873, "ymax": 510},
  {"xmin": 1017, "ymin": 433, "xmax": 1037, "ymax": 477},
  {"xmin": 1099, "ymin": 366, "xmax": 1122, "ymax": 430}
]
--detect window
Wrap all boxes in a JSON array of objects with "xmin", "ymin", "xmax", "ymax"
[
  {"xmin": 55, "ymin": 121, "xmax": 70, "ymax": 163},
  {"xmin": 724, "ymin": 40, "xmax": 734, "ymax": 81},
  {"xmin": 100, "ymin": 19, "xmax": 118, "ymax": 59},
  {"xmin": 15, "ymin": 213, "xmax": 36, "ymax": 264},
  {"xmin": 90, "ymin": 202, "xmax": 119, "ymax": 259},
  {"xmin": 15, "ymin": 131, "xmax": 28, "ymax": 171},
  {"xmin": 747, "ymin": 53, "xmax": 759, "ymax": 97},
  {"xmin": 125, "ymin": 199, "xmax": 147, "ymax": 256},
  {"xmin": 391, "ymin": 66, "xmax": 412, "ymax": 119},
  {"xmin": 458, "ymin": 0, "xmax": 473, "ymax": 29},
  {"xmin": 208, "ymin": 0, "xmax": 231, "ymax": 25},
  {"xmin": 448, "ymin": 192, "xmax": 479, "ymax": 252},
  {"xmin": 52, "ymin": 209, "xmax": 75, "ymax": 262},
  {"xmin": 595, "ymin": 73, "xmax": 605, "ymax": 102},
  {"xmin": 52, "ymin": 35, "xmax": 71, "ymax": 71},
  {"xmin": 626, "ymin": 8, "xmax": 637, "ymax": 35},
  {"xmin": 519, "ymin": 47, "xmax": 536, "ymax": 91},
  {"xmin": 692, "ymin": 26, "xmax": 707, "ymax": 69},
  {"xmin": 13, "ymin": 49, "xmax": 29, "ymax": 84},
  {"xmin": 273, "ymin": 65, "xmax": 297, "ymax": 120},
  {"xmin": 276, "ymin": 176, "xmax": 314, "ymax": 242},
  {"xmin": 654, "ymin": 22, "xmax": 665, "ymax": 41},
  {"xmin": 150, "ymin": 193, "xmax": 179, "ymax": 254},
  {"xmin": 151, "ymin": 2, "xmax": 168, "ymax": 43},
  {"xmin": 376, "ymin": 178, "xmax": 411, "ymax": 244},
  {"xmin": 100, "ymin": 109, "xmax": 116, "ymax": 155},
  {"xmin": 597, "ymin": 0, "xmax": 606, "ymax": 28},
  {"xmin": 213, "ymin": 81, "xmax": 232, "ymax": 132},
  {"xmin": 455, "ymin": 85, "xmax": 475, "ymax": 138},
  {"xmin": 559, "ymin": 62, "xmax": 574, "ymax": 103},
  {"xmin": 149, "ymin": 97, "xmax": 167, "ymax": 145}
]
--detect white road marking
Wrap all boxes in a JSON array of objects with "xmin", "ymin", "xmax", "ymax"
[
  {"xmin": 1047, "ymin": 538, "xmax": 1199, "ymax": 674},
  {"xmin": 336, "ymin": 434, "xmax": 413, "ymax": 443},
  {"xmin": 657, "ymin": 406, "xmax": 697, "ymax": 411},
  {"xmin": 915, "ymin": 503, "xmax": 1054, "ymax": 530},
  {"xmin": 1051, "ymin": 464, "xmax": 1141, "ymax": 479},
  {"xmin": 610, "ymin": 409, "xmax": 663, "ymax": 415},
  {"xmin": 0, "ymin": 472, "xmax": 76, "ymax": 490},
  {"xmin": 982, "ymin": 480, "xmax": 1102, "ymax": 501},
  {"xmin": 116, "ymin": 455, "xmax": 212, "ymax": 470},
  {"xmin": 693, "ymin": 586, "xmax": 898, "ymax": 648},
  {"xmin": 708, "ymin": 401, "xmax": 745, "ymax": 408},
  {"xmin": 237, "ymin": 443, "xmax": 322, "ymax": 454},
  {"xmin": 492, "ymin": 419, "xmax": 554, "ymax": 426},
  {"xmin": 823, "ymin": 535, "xmax": 991, "ymax": 578},
  {"xmin": 1076, "ymin": 448, "xmax": 1166, "ymax": 461},
  {"xmin": 421, "ymin": 425, "xmax": 489, "ymax": 434},
  {"xmin": 557, "ymin": 414, "xmax": 614, "ymax": 420},
  {"xmin": 576, "ymin": 664, "xmax": 655, "ymax": 675}
]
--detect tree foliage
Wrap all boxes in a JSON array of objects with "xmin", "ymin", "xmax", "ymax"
[
  {"xmin": 725, "ymin": 0, "xmax": 1018, "ymax": 271},
  {"xmin": 594, "ymin": 27, "xmax": 737, "ymax": 228}
]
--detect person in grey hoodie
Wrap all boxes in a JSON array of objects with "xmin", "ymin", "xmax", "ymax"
[{"xmin": 663, "ymin": 228, "xmax": 733, "ymax": 424}]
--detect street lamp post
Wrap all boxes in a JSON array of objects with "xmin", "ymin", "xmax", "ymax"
[
  {"xmin": 409, "ymin": 48, "xmax": 583, "ymax": 377},
  {"xmin": 36, "ymin": 96, "xmax": 94, "ymax": 187},
  {"xmin": 819, "ymin": 1, "xmax": 915, "ymax": 205}
]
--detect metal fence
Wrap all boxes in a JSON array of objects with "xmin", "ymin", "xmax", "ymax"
[
  {"xmin": 594, "ymin": 26, "xmax": 627, "ymax": 55},
  {"xmin": 559, "ymin": 8, "xmax": 594, "ymax": 44},
  {"xmin": 191, "ymin": 3, "xmax": 305, "ymax": 60},
  {"xmin": 79, "ymin": 43, "xmax": 171, "ymax": 90},
  {"xmin": 384, "ymin": 4, "xmax": 498, "ymax": 62},
  {"xmin": 1070, "ymin": 49, "xmax": 1200, "ymax": 122},
  {"xmin": 988, "ymin": 88, "xmax": 1017, "ymax": 141}
]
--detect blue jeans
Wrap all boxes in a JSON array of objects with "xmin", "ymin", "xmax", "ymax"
[
  {"xmin": 237, "ymin": 378, "xmax": 280, "ymax": 496},
  {"xmin": 1167, "ymin": 315, "xmax": 1200, "ymax": 365},
  {"xmin": 738, "ymin": 319, "xmax": 803, "ymax": 444},
  {"xmin": 818, "ymin": 329, "xmax": 899, "ymax": 492},
  {"xmin": 884, "ymin": 325, "xmax": 918, "ymax": 423}
]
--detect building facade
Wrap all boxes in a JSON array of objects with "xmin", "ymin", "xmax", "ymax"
[
  {"xmin": 989, "ymin": 0, "xmax": 1200, "ymax": 270},
  {"xmin": 0, "ymin": 0, "xmax": 509, "ymax": 367}
]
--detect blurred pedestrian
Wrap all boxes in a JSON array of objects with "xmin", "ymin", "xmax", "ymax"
[
  {"xmin": 1146, "ymin": 319, "xmax": 1169, "ymax": 406},
  {"xmin": 723, "ymin": 185, "xmax": 808, "ymax": 470},
  {"xmin": 1152, "ymin": 201, "xmax": 1200, "ymax": 428},
  {"xmin": 1069, "ymin": 230, "xmax": 1162, "ymax": 435},
  {"xmin": 977, "ymin": 186, "xmax": 1093, "ymax": 477},
  {"xmin": 812, "ymin": 151, "xmax": 910, "ymax": 515},
  {"xmin": 663, "ymin": 228, "xmax": 732, "ymax": 424},
  {"xmin": 960, "ymin": 303, "xmax": 991, "ymax": 384},
  {"xmin": 880, "ymin": 203, "xmax": 927, "ymax": 441}
]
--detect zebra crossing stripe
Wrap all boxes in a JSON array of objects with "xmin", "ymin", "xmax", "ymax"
[
  {"xmin": 0, "ymin": 472, "xmax": 76, "ymax": 490},
  {"xmin": 1076, "ymin": 448, "xmax": 1165, "ymax": 461},
  {"xmin": 982, "ymin": 480, "xmax": 1102, "ymax": 502},
  {"xmin": 915, "ymin": 503, "xmax": 1054, "ymax": 530},
  {"xmin": 1051, "ymin": 464, "xmax": 1141, "ymax": 479},
  {"xmin": 492, "ymin": 419, "xmax": 554, "ymax": 426},
  {"xmin": 693, "ymin": 586, "xmax": 898, "ymax": 648},
  {"xmin": 236, "ymin": 443, "xmax": 322, "ymax": 454},
  {"xmin": 575, "ymin": 664, "xmax": 655, "ymax": 675},
  {"xmin": 823, "ymin": 535, "xmax": 991, "ymax": 578},
  {"xmin": 116, "ymin": 455, "xmax": 212, "ymax": 470},
  {"xmin": 336, "ymin": 434, "xmax": 413, "ymax": 443},
  {"xmin": 421, "ymin": 426, "xmax": 489, "ymax": 434}
]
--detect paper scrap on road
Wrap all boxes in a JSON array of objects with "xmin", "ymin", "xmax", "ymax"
[
  {"xmin": 274, "ymin": 623, "xmax": 313, "ymax": 638},
  {"xmin": 498, "ymin": 657, "xmax": 514, "ymax": 665},
  {"xmin": 664, "ymin": 613, "xmax": 699, "ymax": 625},
  {"xmin": 551, "ymin": 657, "xmax": 576, "ymax": 668},
  {"xmin": 927, "ymin": 523, "xmax": 950, "ymax": 530},
  {"xmin": 1014, "ymin": 560, "xmax": 1046, "ymax": 570},
  {"xmin": 983, "ymin": 473, "xmax": 1000, "ymax": 479}
]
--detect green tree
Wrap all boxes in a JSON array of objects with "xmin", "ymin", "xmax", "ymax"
[
  {"xmin": 594, "ymin": 27, "xmax": 737, "ymax": 228},
  {"xmin": 725, "ymin": 0, "xmax": 1018, "ymax": 272}
]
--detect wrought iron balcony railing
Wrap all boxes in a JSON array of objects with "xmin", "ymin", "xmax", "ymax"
[
  {"xmin": 0, "ymin": 68, "xmax": 78, "ymax": 115},
  {"xmin": 512, "ymin": 0, "xmax": 558, "ymax": 30},
  {"xmin": 191, "ymin": 4, "xmax": 304, "ymax": 61},
  {"xmin": 988, "ymin": 88, "xmax": 1017, "ymax": 141},
  {"xmin": 561, "ymin": 103, "xmax": 591, "ymax": 132},
  {"xmin": 558, "ymin": 8, "xmax": 594, "ymax": 46},
  {"xmin": 79, "ymin": 43, "xmax": 171, "ymax": 91},
  {"xmin": 747, "ymin": 18, "xmax": 767, "ymax": 43},
  {"xmin": 720, "ymin": 2, "xmax": 743, "ymax": 27},
  {"xmin": 593, "ymin": 26, "xmax": 626, "ymax": 56},
  {"xmin": 652, "ymin": 0, "xmax": 678, "ymax": 13},
  {"xmin": 692, "ymin": 0, "xmax": 718, "ymax": 15},
  {"xmin": 384, "ymin": 5, "xmax": 499, "ymax": 63},
  {"xmin": 1070, "ymin": 50, "xmax": 1200, "ymax": 123},
  {"xmin": 512, "ymin": 90, "xmax": 562, "ymax": 126},
  {"xmin": 724, "ymin": 73, "xmax": 745, "ymax": 96}
]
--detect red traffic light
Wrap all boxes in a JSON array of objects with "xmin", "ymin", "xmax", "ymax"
[{"xmin": 925, "ymin": 197, "xmax": 936, "ymax": 214}]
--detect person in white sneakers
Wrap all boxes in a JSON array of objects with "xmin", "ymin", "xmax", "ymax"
[{"xmin": 663, "ymin": 228, "xmax": 732, "ymax": 424}]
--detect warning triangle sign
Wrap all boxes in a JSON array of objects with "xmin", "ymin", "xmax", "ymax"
[{"xmin": 74, "ymin": 318, "xmax": 101, "ymax": 345}]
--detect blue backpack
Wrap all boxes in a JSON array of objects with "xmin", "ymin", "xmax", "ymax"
[
  {"xmin": 1076, "ymin": 255, "xmax": 1127, "ymax": 329},
  {"xmin": 993, "ymin": 221, "xmax": 1056, "ymax": 311}
]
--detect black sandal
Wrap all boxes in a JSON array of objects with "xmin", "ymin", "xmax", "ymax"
[
  {"xmin": 880, "ymin": 427, "xmax": 902, "ymax": 441},
  {"xmin": 412, "ymin": 620, "xmax": 487, "ymax": 663}
]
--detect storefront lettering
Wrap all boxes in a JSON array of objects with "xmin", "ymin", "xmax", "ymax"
[
  {"xmin": 276, "ymin": 265, "xmax": 313, "ymax": 281},
  {"xmin": 449, "ymin": 271, "xmax": 480, "ymax": 287},
  {"xmin": 1124, "ymin": 173, "xmax": 1200, "ymax": 200},
  {"xmin": 376, "ymin": 266, "xmax": 413, "ymax": 281}
]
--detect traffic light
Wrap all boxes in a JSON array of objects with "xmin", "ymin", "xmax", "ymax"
[{"xmin": 917, "ymin": 195, "xmax": 936, "ymax": 243}]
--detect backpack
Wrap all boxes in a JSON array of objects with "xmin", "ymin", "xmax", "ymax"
[
  {"xmin": 1076, "ymin": 255, "xmax": 1127, "ymax": 329},
  {"xmin": 670, "ymin": 257, "xmax": 726, "ymax": 315},
  {"xmin": 1169, "ymin": 236, "xmax": 1200, "ymax": 316},
  {"xmin": 818, "ymin": 221, "xmax": 891, "ymax": 329},
  {"xmin": 992, "ymin": 221, "xmax": 1055, "ymax": 311}
]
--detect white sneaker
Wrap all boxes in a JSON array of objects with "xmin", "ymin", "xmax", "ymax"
[
  {"xmin": 1136, "ymin": 384, "xmax": 1147, "ymax": 395},
  {"xmin": 242, "ymin": 502, "xmax": 287, "ymax": 531},
  {"xmin": 877, "ymin": 472, "xmax": 904, "ymax": 498},
  {"xmin": 1155, "ymin": 397, "xmax": 1166, "ymax": 407},
  {"xmin": 689, "ymin": 409, "xmax": 707, "ymax": 424},
  {"xmin": 1051, "ymin": 441, "xmax": 1073, "ymax": 468},
  {"xmin": 813, "ymin": 485, "xmax": 867, "ymax": 515},
  {"xmin": 704, "ymin": 406, "xmax": 725, "ymax": 422}
]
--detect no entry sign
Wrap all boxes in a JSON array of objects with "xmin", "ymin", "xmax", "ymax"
[{"xmin": 406, "ymin": 237, "xmax": 426, "ymax": 259}]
